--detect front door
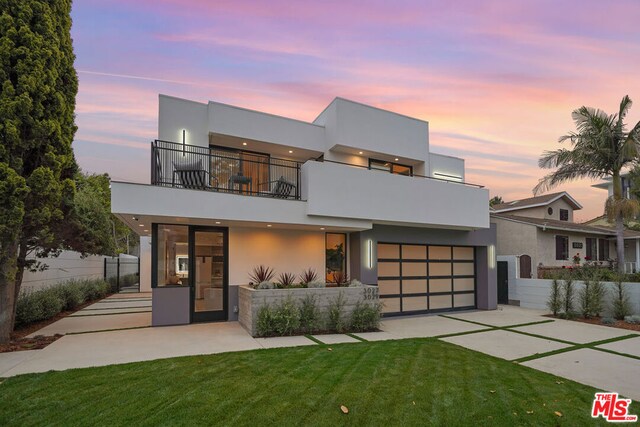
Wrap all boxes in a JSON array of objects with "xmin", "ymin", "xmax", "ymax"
[
  {"xmin": 190, "ymin": 228, "xmax": 228, "ymax": 322},
  {"xmin": 497, "ymin": 261, "xmax": 509, "ymax": 304}
]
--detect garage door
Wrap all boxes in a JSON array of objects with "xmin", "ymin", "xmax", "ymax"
[{"xmin": 377, "ymin": 243, "xmax": 476, "ymax": 315}]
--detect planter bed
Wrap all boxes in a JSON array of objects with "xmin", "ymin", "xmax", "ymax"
[{"xmin": 239, "ymin": 285, "xmax": 379, "ymax": 337}]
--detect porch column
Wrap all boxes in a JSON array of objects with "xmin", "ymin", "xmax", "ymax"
[{"xmin": 635, "ymin": 239, "xmax": 640, "ymax": 273}]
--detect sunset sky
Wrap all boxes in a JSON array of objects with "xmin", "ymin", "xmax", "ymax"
[{"xmin": 71, "ymin": 0, "xmax": 640, "ymax": 221}]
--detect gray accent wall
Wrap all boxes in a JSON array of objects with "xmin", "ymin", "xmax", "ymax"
[
  {"xmin": 349, "ymin": 224, "xmax": 497, "ymax": 311},
  {"xmin": 152, "ymin": 287, "xmax": 190, "ymax": 326}
]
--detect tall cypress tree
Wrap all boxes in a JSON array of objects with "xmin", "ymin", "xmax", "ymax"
[{"xmin": 0, "ymin": 0, "xmax": 78, "ymax": 343}]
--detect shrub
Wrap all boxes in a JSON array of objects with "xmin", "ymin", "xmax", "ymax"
[
  {"xmin": 588, "ymin": 278, "xmax": 606, "ymax": 318},
  {"xmin": 601, "ymin": 317, "xmax": 616, "ymax": 325},
  {"xmin": 624, "ymin": 315, "xmax": 640, "ymax": 324},
  {"xmin": 562, "ymin": 277, "xmax": 575, "ymax": 316},
  {"xmin": 349, "ymin": 279, "xmax": 364, "ymax": 288},
  {"xmin": 276, "ymin": 272, "xmax": 297, "ymax": 289},
  {"xmin": 299, "ymin": 295, "xmax": 320, "ymax": 333},
  {"xmin": 350, "ymin": 300, "xmax": 382, "ymax": 332},
  {"xmin": 80, "ymin": 279, "xmax": 110, "ymax": 301},
  {"xmin": 547, "ymin": 278, "xmax": 563, "ymax": 316},
  {"xmin": 271, "ymin": 297, "xmax": 301, "ymax": 336},
  {"xmin": 299, "ymin": 268, "xmax": 318, "ymax": 285},
  {"xmin": 256, "ymin": 304, "xmax": 276, "ymax": 337},
  {"xmin": 54, "ymin": 281, "xmax": 85, "ymax": 311},
  {"xmin": 15, "ymin": 288, "xmax": 64, "ymax": 327},
  {"xmin": 249, "ymin": 265, "xmax": 275, "ymax": 286},
  {"xmin": 327, "ymin": 292, "xmax": 347, "ymax": 333},
  {"xmin": 256, "ymin": 281, "xmax": 274, "ymax": 290},
  {"xmin": 306, "ymin": 281, "xmax": 326, "ymax": 288},
  {"xmin": 611, "ymin": 277, "xmax": 632, "ymax": 320}
]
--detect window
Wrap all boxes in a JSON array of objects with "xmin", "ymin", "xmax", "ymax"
[
  {"xmin": 547, "ymin": 207, "xmax": 553, "ymax": 215},
  {"xmin": 326, "ymin": 233, "xmax": 347, "ymax": 282},
  {"xmin": 598, "ymin": 238, "xmax": 609, "ymax": 261},
  {"xmin": 155, "ymin": 225, "xmax": 189, "ymax": 287},
  {"xmin": 555, "ymin": 235, "xmax": 569, "ymax": 260},
  {"xmin": 559, "ymin": 209, "xmax": 569, "ymax": 221},
  {"xmin": 586, "ymin": 238, "xmax": 597, "ymax": 261},
  {"xmin": 368, "ymin": 159, "xmax": 413, "ymax": 176},
  {"xmin": 210, "ymin": 146, "xmax": 270, "ymax": 193}
]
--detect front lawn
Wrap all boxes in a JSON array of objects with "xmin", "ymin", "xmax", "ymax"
[{"xmin": 0, "ymin": 338, "xmax": 635, "ymax": 426}]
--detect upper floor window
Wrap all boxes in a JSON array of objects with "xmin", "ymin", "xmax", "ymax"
[
  {"xmin": 559, "ymin": 209, "xmax": 569, "ymax": 221},
  {"xmin": 369, "ymin": 158, "xmax": 413, "ymax": 176}
]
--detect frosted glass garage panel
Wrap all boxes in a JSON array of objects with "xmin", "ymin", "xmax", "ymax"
[
  {"xmin": 453, "ymin": 247, "xmax": 474, "ymax": 260},
  {"xmin": 429, "ymin": 294, "xmax": 452, "ymax": 310},
  {"xmin": 378, "ymin": 244, "xmax": 400, "ymax": 259},
  {"xmin": 429, "ymin": 246, "xmax": 451, "ymax": 260},
  {"xmin": 429, "ymin": 278, "xmax": 452, "ymax": 293},
  {"xmin": 453, "ymin": 262, "xmax": 474, "ymax": 276},
  {"xmin": 378, "ymin": 280, "xmax": 400, "ymax": 295},
  {"xmin": 378, "ymin": 262, "xmax": 400, "ymax": 277},
  {"xmin": 403, "ymin": 296, "xmax": 428, "ymax": 311},
  {"xmin": 403, "ymin": 279, "xmax": 427, "ymax": 294},
  {"xmin": 402, "ymin": 245, "xmax": 427, "ymax": 260},
  {"xmin": 454, "ymin": 278, "xmax": 474, "ymax": 292},
  {"xmin": 381, "ymin": 298, "xmax": 400, "ymax": 313},
  {"xmin": 454, "ymin": 293, "xmax": 475, "ymax": 307},
  {"xmin": 402, "ymin": 262, "xmax": 427, "ymax": 277},
  {"xmin": 430, "ymin": 262, "xmax": 452, "ymax": 276}
]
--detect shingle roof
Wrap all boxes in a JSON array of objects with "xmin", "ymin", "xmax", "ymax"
[
  {"xmin": 491, "ymin": 192, "xmax": 582, "ymax": 212},
  {"xmin": 491, "ymin": 213, "xmax": 613, "ymax": 235}
]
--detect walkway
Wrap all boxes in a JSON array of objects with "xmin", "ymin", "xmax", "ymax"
[{"xmin": 1, "ymin": 303, "xmax": 638, "ymax": 401}]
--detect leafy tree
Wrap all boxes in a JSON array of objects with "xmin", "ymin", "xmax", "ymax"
[
  {"xmin": 0, "ymin": 0, "xmax": 80, "ymax": 343},
  {"xmin": 489, "ymin": 196, "xmax": 503, "ymax": 207},
  {"xmin": 534, "ymin": 96, "xmax": 640, "ymax": 272}
]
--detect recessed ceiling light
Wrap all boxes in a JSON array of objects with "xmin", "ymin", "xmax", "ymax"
[
  {"xmin": 395, "ymin": 158, "xmax": 399, "ymax": 161},
  {"xmin": 288, "ymin": 150, "xmax": 293, "ymax": 154},
  {"xmin": 139, "ymin": 224, "xmax": 145, "ymax": 227},
  {"xmin": 132, "ymin": 216, "xmax": 139, "ymax": 221},
  {"xmin": 320, "ymin": 227, "xmax": 325, "ymax": 230},
  {"xmin": 267, "ymin": 224, "xmax": 272, "ymax": 227},
  {"xmin": 215, "ymin": 221, "xmax": 221, "ymax": 224},
  {"xmin": 144, "ymin": 229, "xmax": 148, "ymax": 232},
  {"xmin": 242, "ymin": 142, "xmax": 247, "ymax": 146},
  {"xmin": 358, "ymin": 151, "xmax": 363, "ymax": 155}
]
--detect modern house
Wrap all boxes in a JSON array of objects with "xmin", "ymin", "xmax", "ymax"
[
  {"xmin": 111, "ymin": 95, "xmax": 497, "ymax": 326},
  {"xmin": 491, "ymin": 191, "xmax": 640, "ymax": 277}
]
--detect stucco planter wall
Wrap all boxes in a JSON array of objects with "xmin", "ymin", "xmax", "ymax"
[{"xmin": 238, "ymin": 285, "xmax": 379, "ymax": 337}]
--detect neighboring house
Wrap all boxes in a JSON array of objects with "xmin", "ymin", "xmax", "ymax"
[
  {"xmin": 491, "ymin": 192, "xmax": 640, "ymax": 277},
  {"xmin": 111, "ymin": 95, "xmax": 496, "ymax": 326},
  {"xmin": 592, "ymin": 174, "xmax": 634, "ymax": 200}
]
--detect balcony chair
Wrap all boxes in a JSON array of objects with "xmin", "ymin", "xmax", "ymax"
[
  {"xmin": 172, "ymin": 159, "xmax": 212, "ymax": 190},
  {"xmin": 264, "ymin": 176, "xmax": 296, "ymax": 199}
]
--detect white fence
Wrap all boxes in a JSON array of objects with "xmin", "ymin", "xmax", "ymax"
[
  {"xmin": 21, "ymin": 251, "xmax": 138, "ymax": 292},
  {"xmin": 513, "ymin": 278, "xmax": 640, "ymax": 316}
]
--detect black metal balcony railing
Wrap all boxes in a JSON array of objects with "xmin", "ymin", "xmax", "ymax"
[{"xmin": 151, "ymin": 140, "xmax": 301, "ymax": 200}]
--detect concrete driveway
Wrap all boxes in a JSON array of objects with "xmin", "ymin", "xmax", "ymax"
[{"xmin": 1, "ymin": 302, "xmax": 639, "ymax": 402}]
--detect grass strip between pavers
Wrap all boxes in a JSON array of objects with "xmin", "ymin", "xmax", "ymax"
[
  {"xmin": 345, "ymin": 333, "xmax": 368, "ymax": 342},
  {"xmin": 303, "ymin": 334, "xmax": 325, "ymax": 345},
  {"xmin": 65, "ymin": 325, "xmax": 152, "ymax": 335},
  {"xmin": 513, "ymin": 333, "xmax": 640, "ymax": 363}
]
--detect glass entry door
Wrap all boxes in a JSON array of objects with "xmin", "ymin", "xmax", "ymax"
[{"xmin": 190, "ymin": 228, "xmax": 228, "ymax": 322}]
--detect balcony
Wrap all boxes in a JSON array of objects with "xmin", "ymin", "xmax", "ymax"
[{"xmin": 151, "ymin": 140, "xmax": 301, "ymax": 200}]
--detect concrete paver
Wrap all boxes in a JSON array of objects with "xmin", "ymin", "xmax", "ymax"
[
  {"xmin": 255, "ymin": 336, "xmax": 317, "ymax": 349},
  {"xmin": 445, "ymin": 305, "xmax": 547, "ymax": 327},
  {"xmin": 312, "ymin": 334, "xmax": 360, "ymax": 344},
  {"xmin": 84, "ymin": 300, "xmax": 151, "ymax": 310},
  {"xmin": 381, "ymin": 314, "xmax": 488, "ymax": 338},
  {"xmin": 5, "ymin": 322, "xmax": 260, "ymax": 377},
  {"xmin": 104, "ymin": 293, "xmax": 151, "ymax": 300},
  {"xmin": 27, "ymin": 312, "xmax": 151, "ymax": 337},
  {"xmin": 0, "ymin": 350, "xmax": 40, "ymax": 377},
  {"xmin": 70, "ymin": 308, "xmax": 151, "ymax": 316},
  {"xmin": 523, "ymin": 348, "xmax": 640, "ymax": 402},
  {"xmin": 441, "ymin": 329, "xmax": 570, "ymax": 360},
  {"xmin": 512, "ymin": 319, "xmax": 637, "ymax": 344},
  {"xmin": 597, "ymin": 336, "xmax": 640, "ymax": 358}
]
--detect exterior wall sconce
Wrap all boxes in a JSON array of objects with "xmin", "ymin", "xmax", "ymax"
[
  {"xmin": 366, "ymin": 239, "xmax": 373, "ymax": 269},
  {"xmin": 488, "ymin": 244, "xmax": 496, "ymax": 269},
  {"xmin": 182, "ymin": 129, "xmax": 186, "ymax": 156}
]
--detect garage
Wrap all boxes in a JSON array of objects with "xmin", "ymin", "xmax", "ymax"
[{"xmin": 377, "ymin": 243, "xmax": 476, "ymax": 315}]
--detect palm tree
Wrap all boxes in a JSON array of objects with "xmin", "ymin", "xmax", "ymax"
[{"xmin": 534, "ymin": 95, "xmax": 640, "ymax": 272}]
